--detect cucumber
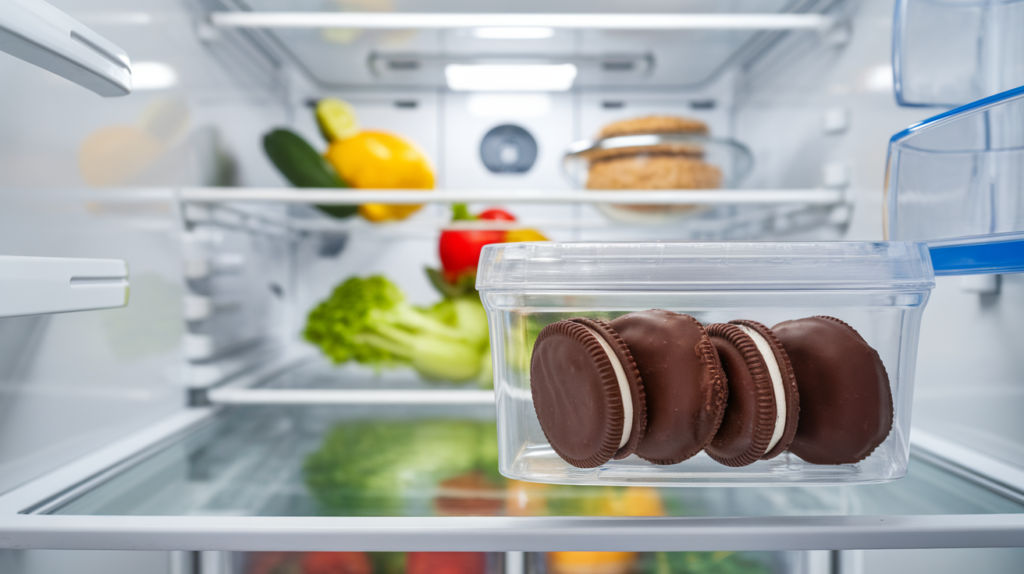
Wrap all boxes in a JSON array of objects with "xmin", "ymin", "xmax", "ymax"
[
  {"xmin": 263, "ymin": 128, "xmax": 343, "ymax": 188},
  {"xmin": 262, "ymin": 129, "xmax": 357, "ymax": 218}
]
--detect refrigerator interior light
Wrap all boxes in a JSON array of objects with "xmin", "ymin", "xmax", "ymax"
[
  {"xmin": 471, "ymin": 27, "xmax": 555, "ymax": 39},
  {"xmin": 132, "ymin": 61, "xmax": 178, "ymax": 90},
  {"xmin": 863, "ymin": 64, "xmax": 894, "ymax": 93},
  {"xmin": 467, "ymin": 93, "xmax": 553, "ymax": 118},
  {"xmin": 445, "ymin": 63, "xmax": 577, "ymax": 91}
]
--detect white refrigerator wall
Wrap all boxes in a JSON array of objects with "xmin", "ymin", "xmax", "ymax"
[{"xmin": 0, "ymin": 0, "xmax": 294, "ymax": 499}]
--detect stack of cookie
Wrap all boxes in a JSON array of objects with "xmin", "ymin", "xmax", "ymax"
[
  {"xmin": 529, "ymin": 310, "xmax": 893, "ymax": 469},
  {"xmin": 584, "ymin": 116, "xmax": 723, "ymax": 216}
]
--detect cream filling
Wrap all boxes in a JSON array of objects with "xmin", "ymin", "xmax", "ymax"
[
  {"xmin": 582, "ymin": 325, "xmax": 633, "ymax": 449},
  {"xmin": 736, "ymin": 325, "xmax": 786, "ymax": 455}
]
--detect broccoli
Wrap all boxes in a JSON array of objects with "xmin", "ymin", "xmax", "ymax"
[
  {"xmin": 304, "ymin": 275, "xmax": 490, "ymax": 384},
  {"xmin": 304, "ymin": 420, "xmax": 500, "ymax": 516}
]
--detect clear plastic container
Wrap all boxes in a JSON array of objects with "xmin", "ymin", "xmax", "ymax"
[
  {"xmin": 561, "ymin": 134, "xmax": 754, "ymax": 224},
  {"xmin": 893, "ymin": 0, "xmax": 1024, "ymax": 107},
  {"xmin": 886, "ymin": 84, "xmax": 1024, "ymax": 274},
  {"xmin": 477, "ymin": 242, "xmax": 935, "ymax": 487}
]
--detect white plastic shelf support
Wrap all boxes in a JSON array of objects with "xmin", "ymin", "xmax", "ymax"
[
  {"xmin": 0, "ymin": 0, "xmax": 132, "ymax": 97},
  {"xmin": 209, "ymin": 12, "xmax": 835, "ymax": 31},
  {"xmin": 0, "ymin": 256, "xmax": 129, "ymax": 318}
]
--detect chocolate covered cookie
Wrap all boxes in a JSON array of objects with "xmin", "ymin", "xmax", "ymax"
[
  {"xmin": 530, "ymin": 318, "xmax": 647, "ymax": 468},
  {"xmin": 731, "ymin": 320, "xmax": 800, "ymax": 460},
  {"xmin": 609, "ymin": 310, "xmax": 727, "ymax": 465},
  {"xmin": 705, "ymin": 323, "xmax": 786, "ymax": 467},
  {"xmin": 771, "ymin": 316, "xmax": 893, "ymax": 465}
]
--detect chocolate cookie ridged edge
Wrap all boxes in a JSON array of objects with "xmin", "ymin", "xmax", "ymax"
[
  {"xmin": 705, "ymin": 323, "xmax": 777, "ymax": 468},
  {"xmin": 570, "ymin": 317, "xmax": 647, "ymax": 460},
  {"xmin": 813, "ymin": 315, "xmax": 894, "ymax": 464},
  {"xmin": 729, "ymin": 319, "xmax": 800, "ymax": 460},
  {"xmin": 638, "ymin": 315, "xmax": 728, "ymax": 466},
  {"xmin": 530, "ymin": 320, "xmax": 626, "ymax": 468}
]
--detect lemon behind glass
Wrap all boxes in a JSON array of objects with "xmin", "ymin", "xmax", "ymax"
[{"xmin": 324, "ymin": 131, "xmax": 435, "ymax": 222}]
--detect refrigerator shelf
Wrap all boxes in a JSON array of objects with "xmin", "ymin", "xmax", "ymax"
[
  {"xmin": 0, "ymin": 405, "xmax": 1023, "ymax": 551},
  {"xmin": 200, "ymin": 1, "xmax": 841, "ymax": 89},
  {"xmin": 202, "ymin": 357, "xmax": 495, "ymax": 405},
  {"xmin": 207, "ymin": 388, "xmax": 495, "ymax": 406},
  {"xmin": 0, "ymin": 255, "xmax": 129, "ymax": 318},
  {"xmin": 210, "ymin": 12, "xmax": 835, "ymax": 31},
  {"xmin": 180, "ymin": 187, "xmax": 850, "ymax": 240},
  {"xmin": 179, "ymin": 187, "xmax": 846, "ymax": 206}
]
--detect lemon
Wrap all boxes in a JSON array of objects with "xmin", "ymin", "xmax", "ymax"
[
  {"xmin": 323, "ymin": 130, "xmax": 435, "ymax": 222},
  {"xmin": 599, "ymin": 486, "xmax": 665, "ymax": 517},
  {"xmin": 548, "ymin": 552, "xmax": 637, "ymax": 574},
  {"xmin": 504, "ymin": 228, "xmax": 549, "ymax": 243},
  {"xmin": 316, "ymin": 98, "xmax": 360, "ymax": 142}
]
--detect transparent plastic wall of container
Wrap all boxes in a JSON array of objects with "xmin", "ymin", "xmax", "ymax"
[
  {"xmin": 477, "ymin": 242, "xmax": 935, "ymax": 486},
  {"xmin": 893, "ymin": 0, "xmax": 1024, "ymax": 107},
  {"xmin": 886, "ymin": 85, "xmax": 1024, "ymax": 274}
]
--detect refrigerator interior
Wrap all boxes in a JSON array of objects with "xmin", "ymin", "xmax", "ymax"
[{"xmin": 0, "ymin": 0, "xmax": 1023, "ymax": 571}]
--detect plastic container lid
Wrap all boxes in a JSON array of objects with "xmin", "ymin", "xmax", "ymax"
[
  {"xmin": 886, "ymin": 84, "xmax": 1024, "ymax": 275},
  {"xmin": 477, "ymin": 242, "xmax": 935, "ymax": 292}
]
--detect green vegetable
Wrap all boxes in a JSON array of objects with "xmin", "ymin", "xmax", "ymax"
[
  {"xmin": 262, "ymin": 128, "xmax": 357, "ymax": 218},
  {"xmin": 427, "ymin": 296, "xmax": 489, "ymax": 350},
  {"xmin": 304, "ymin": 275, "xmax": 489, "ymax": 384},
  {"xmin": 643, "ymin": 552, "xmax": 772, "ymax": 574},
  {"xmin": 304, "ymin": 420, "xmax": 500, "ymax": 515},
  {"xmin": 425, "ymin": 266, "xmax": 478, "ymax": 299}
]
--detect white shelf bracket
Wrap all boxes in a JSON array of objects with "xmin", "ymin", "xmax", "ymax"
[
  {"xmin": 0, "ymin": 256, "xmax": 129, "ymax": 318},
  {"xmin": 0, "ymin": 0, "xmax": 132, "ymax": 97}
]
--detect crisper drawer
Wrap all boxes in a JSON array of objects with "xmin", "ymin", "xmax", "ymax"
[{"xmin": 1, "ymin": 365, "xmax": 1023, "ymax": 553}]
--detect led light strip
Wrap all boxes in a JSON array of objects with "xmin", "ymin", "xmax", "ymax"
[{"xmin": 209, "ymin": 12, "xmax": 834, "ymax": 31}]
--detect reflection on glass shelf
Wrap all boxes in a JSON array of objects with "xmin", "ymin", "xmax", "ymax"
[
  {"xmin": 234, "ymin": 550, "xmax": 791, "ymax": 574},
  {"xmin": 51, "ymin": 406, "xmax": 1024, "ymax": 519},
  {"xmin": 238, "ymin": 551, "xmax": 507, "ymax": 574}
]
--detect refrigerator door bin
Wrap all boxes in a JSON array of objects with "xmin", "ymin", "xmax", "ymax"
[
  {"xmin": 477, "ymin": 241, "xmax": 934, "ymax": 486},
  {"xmin": 0, "ymin": 0, "xmax": 132, "ymax": 97},
  {"xmin": 0, "ymin": 256, "xmax": 128, "ymax": 318},
  {"xmin": 885, "ymin": 85, "xmax": 1024, "ymax": 275},
  {"xmin": 893, "ymin": 0, "xmax": 1024, "ymax": 107},
  {"xmin": 0, "ymin": 401, "xmax": 1022, "ymax": 551}
]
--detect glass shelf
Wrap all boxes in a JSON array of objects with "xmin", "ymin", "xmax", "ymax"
[
  {"xmin": 49, "ymin": 405, "xmax": 1024, "ymax": 519},
  {"xmin": 207, "ymin": 0, "xmax": 835, "ymax": 89},
  {"xmin": 179, "ymin": 187, "xmax": 850, "ymax": 242},
  {"xmin": 206, "ymin": 358, "xmax": 496, "ymax": 405}
]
